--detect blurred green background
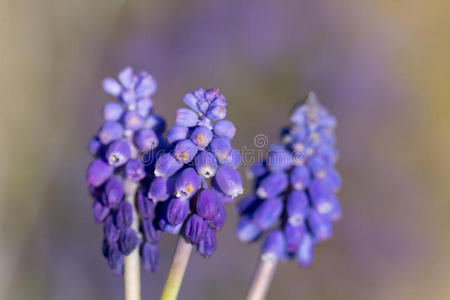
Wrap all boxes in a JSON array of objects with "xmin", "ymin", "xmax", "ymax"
[{"xmin": 1, "ymin": 1, "xmax": 449, "ymax": 299}]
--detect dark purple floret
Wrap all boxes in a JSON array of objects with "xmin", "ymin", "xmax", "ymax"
[
  {"xmin": 185, "ymin": 214, "xmax": 208, "ymax": 245},
  {"xmin": 137, "ymin": 192, "xmax": 156, "ymax": 219},
  {"xmin": 214, "ymin": 166, "xmax": 243, "ymax": 198},
  {"xmin": 196, "ymin": 189, "xmax": 219, "ymax": 222},
  {"xmin": 104, "ymin": 215, "xmax": 121, "ymax": 244},
  {"xmin": 141, "ymin": 242, "xmax": 160, "ymax": 272},
  {"xmin": 93, "ymin": 200, "xmax": 110, "ymax": 223},
  {"xmin": 197, "ymin": 228, "xmax": 217, "ymax": 258},
  {"xmin": 87, "ymin": 159, "xmax": 113, "ymax": 187},
  {"xmin": 235, "ymin": 92, "xmax": 341, "ymax": 267},
  {"xmin": 115, "ymin": 201, "xmax": 133, "ymax": 229},
  {"xmin": 166, "ymin": 197, "xmax": 190, "ymax": 226},
  {"xmin": 141, "ymin": 219, "xmax": 161, "ymax": 244},
  {"xmin": 175, "ymin": 168, "xmax": 201, "ymax": 199},
  {"xmin": 104, "ymin": 177, "xmax": 124, "ymax": 208},
  {"xmin": 119, "ymin": 228, "xmax": 138, "ymax": 255},
  {"xmin": 148, "ymin": 176, "xmax": 174, "ymax": 202},
  {"xmin": 124, "ymin": 159, "xmax": 146, "ymax": 182}
]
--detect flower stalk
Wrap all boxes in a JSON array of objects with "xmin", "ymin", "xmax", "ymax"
[
  {"xmin": 246, "ymin": 257, "xmax": 278, "ymax": 300},
  {"xmin": 160, "ymin": 237, "xmax": 193, "ymax": 300}
]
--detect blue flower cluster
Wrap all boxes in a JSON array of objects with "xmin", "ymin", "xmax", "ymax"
[
  {"xmin": 150, "ymin": 88, "xmax": 243, "ymax": 257},
  {"xmin": 235, "ymin": 92, "xmax": 341, "ymax": 267},
  {"xmin": 86, "ymin": 67, "xmax": 165, "ymax": 275}
]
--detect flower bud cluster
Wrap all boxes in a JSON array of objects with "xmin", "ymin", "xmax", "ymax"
[{"xmin": 236, "ymin": 92, "xmax": 341, "ymax": 267}]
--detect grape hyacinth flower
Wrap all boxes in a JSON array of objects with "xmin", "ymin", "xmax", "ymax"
[
  {"xmin": 158, "ymin": 88, "xmax": 243, "ymax": 300},
  {"xmin": 86, "ymin": 67, "xmax": 165, "ymax": 287},
  {"xmin": 239, "ymin": 92, "xmax": 342, "ymax": 300}
]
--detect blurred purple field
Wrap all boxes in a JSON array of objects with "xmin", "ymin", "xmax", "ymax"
[{"xmin": 1, "ymin": 1, "xmax": 449, "ymax": 299}]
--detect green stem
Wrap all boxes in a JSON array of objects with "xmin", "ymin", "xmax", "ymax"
[
  {"xmin": 160, "ymin": 237, "xmax": 193, "ymax": 300},
  {"xmin": 245, "ymin": 256, "xmax": 278, "ymax": 300}
]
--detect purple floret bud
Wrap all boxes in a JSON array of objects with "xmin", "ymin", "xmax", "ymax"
[
  {"xmin": 166, "ymin": 197, "xmax": 190, "ymax": 226},
  {"xmin": 106, "ymin": 140, "xmax": 131, "ymax": 167},
  {"xmin": 93, "ymin": 200, "xmax": 110, "ymax": 223},
  {"xmin": 174, "ymin": 139, "xmax": 198, "ymax": 164},
  {"xmin": 253, "ymin": 197, "xmax": 283, "ymax": 230},
  {"xmin": 256, "ymin": 171, "xmax": 288, "ymax": 199},
  {"xmin": 107, "ymin": 243, "xmax": 124, "ymax": 270},
  {"xmin": 309, "ymin": 179, "xmax": 335, "ymax": 214},
  {"xmin": 195, "ymin": 151, "xmax": 218, "ymax": 178},
  {"xmin": 141, "ymin": 219, "xmax": 161, "ymax": 244},
  {"xmin": 148, "ymin": 176, "xmax": 174, "ymax": 202},
  {"xmin": 307, "ymin": 210, "xmax": 333, "ymax": 242},
  {"xmin": 175, "ymin": 108, "xmax": 199, "ymax": 127},
  {"xmin": 104, "ymin": 177, "xmax": 124, "ymax": 208},
  {"xmin": 118, "ymin": 67, "xmax": 135, "ymax": 89},
  {"xmin": 167, "ymin": 125, "xmax": 189, "ymax": 144},
  {"xmin": 290, "ymin": 165, "xmax": 311, "ymax": 190},
  {"xmin": 115, "ymin": 201, "xmax": 133, "ymax": 229},
  {"xmin": 159, "ymin": 218, "xmax": 183, "ymax": 234},
  {"xmin": 137, "ymin": 192, "xmax": 156, "ymax": 219},
  {"xmin": 141, "ymin": 242, "xmax": 159, "ymax": 272},
  {"xmin": 154, "ymin": 153, "xmax": 183, "ymax": 177},
  {"xmin": 206, "ymin": 105, "xmax": 227, "ymax": 121},
  {"xmin": 209, "ymin": 137, "xmax": 231, "ymax": 163},
  {"xmin": 196, "ymin": 189, "xmax": 219, "ymax": 222},
  {"xmin": 104, "ymin": 215, "xmax": 121, "ymax": 244},
  {"xmin": 182, "ymin": 92, "xmax": 200, "ymax": 113},
  {"xmin": 103, "ymin": 102, "xmax": 124, "ymax": 121},
  {"xmin": 124, "ymin": 159, "xmax": 146, "ymax": 181},
  {"xmin": 284, "ymin": 224, "xmax": 306, "ymax": 253},
  {"xmin": 103, "ymin": 77, "xmax": 122, "ymax": 97},
  {"xmin": 197, "ymin": 227, "xmax": 217, "ymax": 258},
  {"xmin": 222, "ymin": 148, "xmax": 241, "ymax": 169},
  {"xmin": 87, "ymin": 159, "xmax": 113, "ymax": 187},
  {"xmin": 98, "ymin": 121, "xmax": 124, "ymax": 144},
  {"xmin": 88, "ymin": 137, "xmax": 103, "ymax": 156},
  {"xmin": 296, "ymin": 233, "xmax": 314, "ymax": 268},
  {"xmin": 286, "ymin": 190, "xmax": 309, "ymax": 226},
  {"xmin": 136, "ymin": 98, "xmax": 153, "ymax": 117},
  {"xmin": 135, "ymin": 71, "xmax": 157, "ymax": 97},
  {"xmin": 307, "ymin": 156, "xmax": 328, "ymax": 178},
  {"xmin": 266, "ymin": 144, "xmax": 292, "ymax": 172},
  {"xmin": 135, "ymin": 129, "xmax": 159, "ymax": 151},
  {"xmin": 175, "ymin": 168, "xmax": 201, "ymax": 199},
  {"xmin": 123, "ymin": 111, "xmax": 144, "ymax": 131},
  {"xmin": 262, "ymin": 230, "xmax": 286, "ymax": 261},
  {"xmin": 191, "ymin": 126, "xmax": 213, "ymax": 149},
  {"xmin": 235, "ymin": 217, "xmax": 261, "ymax": 242},
  {"xmin": 119, "ymin": 228, "xmax": 138, "ymax": 255},
  {"xmin": 214, "ymin": 166, "xmax": 243, "ymax": 198},
  {"xmin": 208, "ymin": 202, "xmax": 226, "ymax": 230},
  {"xmin": 184, "ymin": 214, "xmax": 207, "ymax": 244},
  {"xmin": 213, "ymin": 120, "xmax": 236, "ymax": 140}
]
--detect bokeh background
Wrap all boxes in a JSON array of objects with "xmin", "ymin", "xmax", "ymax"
[{"xmin": 1, "ymin": 1, "xmax": 449, "ymax": 299}]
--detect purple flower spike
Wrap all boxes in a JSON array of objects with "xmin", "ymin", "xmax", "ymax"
[
  {"xmin": 286, "ymin": 190, "xmax": 309, "ymax": 226},
  {"xmin": 262, "ymin": 230, "xmax": 286, "ymax": 261},
  {"xmin": 115, "ymin": 201, "xmax": 133, "ymax": 229},
  {"xmin": 104, "ymin": 177, "xmax": 124, "ymax": 208},
  {"xmin": 104, "ymin": 215, "xmax": 121, "ymax": 244},
  {"xmin": 137, "ymin": 192, "xmax": 156, "ymax": 219},
  {"xmin": 290, "ymin": 165, "xmax": 311, "ymax": 190},
  {"xmin": 135, "ymin": 129, "xmax": 159, "ymax": 151},
  {"xmin": 124, "ymin": 159, "xmax": 146, "ymax": 182},
  {"xmin": 155, "ymin": 154, "xmax": 184, "ymax": 178},
  {"xmin": 213, "ymin": 120, "xmax": 236, "ymax": 140},
  {"xmin": 103, "ymin": 102, "xmax": 124, "ymax": 121},
  {"xmin": 284, "ymin": 224, "xmax": 306, "ymax": 253},
  {"xmin": 214, "ymin": 166, "xmax": 243, "ymax": 198},
  {"xmin": 196, "ymin": 189, "xmax": 219, "ymax": 222},
  {"xmin": 119, "ymin": 228, "xmax": 138, "ymax": 255},
  {"xmin": 253, "ymin": 197, "xmax": 283, "ymax": 230},
  {"xmin": 93, "ymin": 200, "xmax": 110, "ymax": 223},
  {"xmin": 197, "ymin": 228, "xmax": 217, "ymax": 258},
  {"xmin": 141, "ymin": 242, "xmax": 160, "ymax": 272},
  {"xmin": 175, "ymin": 108, "xmax": 199, "ymax": 127},
  {"xmin": 191, "ymin": 126, "xmax": 213, "ymax": 149},
  {"xmin": 174, "ymin": 139, "xmax": 198, "ymax": 164},
  {"xmin": 256, "ymin": 172, "xmax": 289, "ymax": 199},
  {"xmin": 184, "ymin": 214, "xmax": 207, "ymax": 244},
  {"xmin": 87, "ymin": 159, "xmax": 113, "ymax": 187},
  {"xmin": 175, "ymin": 168, "xmax": 201, "ymax": 199},
  {"xmin": 195, "ymin": 151, "xmax": 218, "ymax": 178},
  {"xmin": 141, "ymin": 219, "xmax": 161, "ymax": 244},
  {"xmin": 166, "ymin": 198, "xmax": 190, "ymax": 226},
  {"xmin": 296, "ymin": 233, "xmax": 314, "ymax": 268},
  {"xmin": 236, "ymin": 93, "xmax": 341, "ymax": 267},
  {"xmin": 106, "ymin": 140, "xmax": 131, "ymax": 167},
  {"xmin": 148, "ymin": 176, "xmax": 174, "ymax": 202},
  {"xmin": 98, "ymin": 121, "xmax": 124, "ymax": 144},
  {"xmin": 209, "ymin": 137, "xmax": 231, "ymax": 163},
  {"xmin": 167, "ymin": 125, "xmax": 189, "ymax": 144}
]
